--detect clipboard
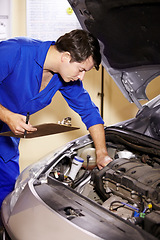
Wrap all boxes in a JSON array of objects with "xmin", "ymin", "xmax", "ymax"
[{"xmin": 0, "ymin": 123, "xmax": 80, "ymax": 139}]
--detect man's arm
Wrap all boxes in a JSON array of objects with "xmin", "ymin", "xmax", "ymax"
[
  {"xmin": 88, "ymin": 124, "xmax": 112, "ymax": 169},
  {"xmin": 0, "ymin": 104, "xmax": 36, "ymax": 135}
]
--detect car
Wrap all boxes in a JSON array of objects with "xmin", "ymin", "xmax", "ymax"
[{"xmin": 1, "ymin": 0, "xmax": 160, "ymax": 239}]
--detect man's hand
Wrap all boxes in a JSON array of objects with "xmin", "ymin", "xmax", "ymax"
[
  {"xmin": 88, "ymin": 124, "xmax": 112, "ymax": 170},
  {"xmin": 6, "ymin": 112, "xmax": 37, "ymax": 135},
  {"xmin": 0, "ymin": 104, "xmax": 37, "ymax": 135},
  {"xmin": 96, "ymin": 152, "xmax": 112, "ymax": 170}
]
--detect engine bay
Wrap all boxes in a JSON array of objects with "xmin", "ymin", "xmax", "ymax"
[{"xmin": 47, "ymin": 135, "xmax": 160, "ymax": 239}]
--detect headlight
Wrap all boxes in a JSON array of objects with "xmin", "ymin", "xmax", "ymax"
[
  {"xmin": 10, "ymin": 164, "xmax": 37, "ymax": 212},
  {"xmin": 9, "ymin": 150, "xmax": 57, "ymax": 212}
]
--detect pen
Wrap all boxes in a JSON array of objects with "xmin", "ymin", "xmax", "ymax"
[{"xmin": 24, "ymin": 112, "xmax": 30, "ymax": 138}]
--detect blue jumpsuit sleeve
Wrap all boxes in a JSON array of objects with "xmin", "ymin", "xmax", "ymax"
[
  {"xmin": 59, "ymin": 80, "xmax": 104, "ymax": 129},
  {"xmin": 0, "ymin": 39, "xmax": 21, "ymax": 84}
]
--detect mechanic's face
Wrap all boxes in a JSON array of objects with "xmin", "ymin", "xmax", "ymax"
[{"xmin": 60, "ymin": 53, "xmax": 94, "ymax": 82}]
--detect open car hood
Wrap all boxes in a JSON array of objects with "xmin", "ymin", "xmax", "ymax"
[{"xmin": 68, "ymin": 0, "xmax": 160, "ymax": 109}]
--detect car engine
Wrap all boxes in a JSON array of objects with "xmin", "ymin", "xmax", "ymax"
[{"xmin": 49, "ymin": 136, "xmax": 160, "ymax": 239}]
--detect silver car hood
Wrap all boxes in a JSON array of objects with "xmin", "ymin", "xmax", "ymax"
[{"xmin": 68, "ymin": 0, "xmax": 160, "ymax": 109}]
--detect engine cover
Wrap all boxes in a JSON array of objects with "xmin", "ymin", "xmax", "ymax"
[{"xmin": 94, "ymin": 158, "xmax": 160, "ymax": 209}]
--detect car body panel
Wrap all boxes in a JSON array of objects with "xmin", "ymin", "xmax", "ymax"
[
  {"xmin": 2, "ymin": 177, "xmax": 157, "ymax": 240},
  {"xmin": 2, "ymin": 183, "xmax": 101, "ymax": 240}
]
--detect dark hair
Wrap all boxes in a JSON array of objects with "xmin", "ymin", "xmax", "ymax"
[{"xmin": 55, "ymin": 29, "xmax": 101, "ymax": 70}]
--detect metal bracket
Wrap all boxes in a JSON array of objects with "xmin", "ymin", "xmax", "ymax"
[{"xmin": 121, "ymin": 73, "xmax": 143, "ymax": 110}]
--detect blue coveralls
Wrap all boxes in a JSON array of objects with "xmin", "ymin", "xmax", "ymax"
[{"xmin": 0, "ymin": 37, "xmax": 104, "ymax": 207}]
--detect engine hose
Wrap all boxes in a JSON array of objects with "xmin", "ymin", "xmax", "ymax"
[
  {"xmin": 110, "ymin": 200, "xmax": 139, "ymax": 212},
  {"xmin": 72, "ymin": 170, "xmax": 91, "ymax": 189}
]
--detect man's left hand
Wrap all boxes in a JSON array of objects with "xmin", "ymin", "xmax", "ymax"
[{"xmin": 96, "ymin": 154, "xmax": 112, "ymax": 170}]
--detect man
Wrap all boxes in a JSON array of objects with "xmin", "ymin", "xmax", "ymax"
[{"xmin": 0, "ymin": 29, "xmax": 112, "ymax": 208}]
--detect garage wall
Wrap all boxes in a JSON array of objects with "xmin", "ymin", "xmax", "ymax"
[{"xmin": 11, "ymin": 0, "xmax": 159, "ymax": 171}]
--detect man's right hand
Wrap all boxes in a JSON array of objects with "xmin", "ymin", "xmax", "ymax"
[{"xmin": 0, "ymin": 104, "xmax": 37, "ymax": 135}]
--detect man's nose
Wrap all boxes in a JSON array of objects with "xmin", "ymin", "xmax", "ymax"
[{"xmin": 78, "ymin": 71, "xmax": 85, "ymax": 81}]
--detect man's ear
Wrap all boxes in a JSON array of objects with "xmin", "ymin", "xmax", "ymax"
[{"xmin": 61, "ymin": 52, "xmax": 71, "ymax": 63}]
